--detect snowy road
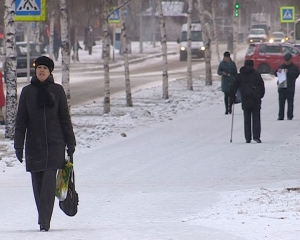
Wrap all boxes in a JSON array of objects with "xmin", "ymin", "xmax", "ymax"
[
  {"xmin": 1, "ymin": 71, "xmax": 300, "ymax": 239},
  {"xmin": 15, "ymin": 43, "xmax": 248, "ymax": 106}
]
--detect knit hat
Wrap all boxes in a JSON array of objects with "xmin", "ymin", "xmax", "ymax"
[
  {"xmin": 244, "ymin": 59, "xmax": 254, "ymax": 67},
  {"xmin": 224, "ymin": 51, "xmax": 230, "ymax": 57},
  {"xmin": 34, "ymin": 56, "xmax": 54, "ymax": 73},
  {"xmin": 283, "ymin": 53, "xmax": 292, "ymax": 61}
]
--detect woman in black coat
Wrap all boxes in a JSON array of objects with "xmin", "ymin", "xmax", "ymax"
[
  {"xmin": 231, "ymin": 60, "xmax": 265, "ymax": 143},
  {"xmin": 14, "ymin": 56, "xmax": 76, "ymax": 231}
]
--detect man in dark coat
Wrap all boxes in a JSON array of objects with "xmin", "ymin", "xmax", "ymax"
[
  {"xmin": 274, "ymin": 53, "xmax": 299, "ymax": 120},
  {"xmin": 14, "ymin": 56, "xmax": 76, "ymax": 231},
  {"xmin": 217, "ymin": 51, "xmax": 237, "ymax": 114},
  {"xmin": 231, "ymin": 60, "xmax": 265, "ymax": 143}
]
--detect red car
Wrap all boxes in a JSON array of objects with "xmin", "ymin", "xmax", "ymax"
[{"xmin": 245, "ymin": 43, "xmax": 300, "ymax": 73}]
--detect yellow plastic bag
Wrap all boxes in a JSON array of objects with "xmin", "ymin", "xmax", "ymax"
[{"xmin": 55, "ymin": 161, "xmax": 73, "ymax": 201}]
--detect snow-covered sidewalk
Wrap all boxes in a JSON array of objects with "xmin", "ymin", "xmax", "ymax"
[{"xmin": 1, "ymin": 70, "xmax": 300, "ymax": 239}]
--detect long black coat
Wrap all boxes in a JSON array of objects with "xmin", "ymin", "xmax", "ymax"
[
  {"xmin": 14, "ymin": 75, "xmax": 76, "ymax": 172},
  {"xmin": 230, "ymin": 66, "xmax": 265, "ymax": 110}
]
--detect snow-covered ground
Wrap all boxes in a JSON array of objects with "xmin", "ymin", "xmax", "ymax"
[{"xmin": 1, "ymin": 41, "xmax": 300, "ymax": 239}]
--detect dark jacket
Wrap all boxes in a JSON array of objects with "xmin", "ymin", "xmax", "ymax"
[
  {"xmin": 274, "ymin": 62, "xmax": 299, "ymax": 92},
  {"xmin": 217, "ymin": 59, "xmax": 237, "ymax": 93},
  {"xmin": 14, "ymin": 75, "xmax": 76, "ymax": 172},
  {"xmin": 230, "ymin": 66, "xmax": 265, "ymax": 110}
]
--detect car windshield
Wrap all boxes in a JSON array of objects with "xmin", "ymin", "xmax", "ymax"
[
  {"xmin": 16, "ymin": 44, "xmax": 41, "ymax": 56},
  {"xmin": 181, "ymin": 31, "xmax": 203, "ymax": 41},
  {"xmin": 250, "ymin": 29, "xmax": 265, "ymax": 35},
  {"xmin": 246, "ymin": 45, "xmax": 256, "ymax": 55},
  {"xmin": 272, "ymin": 33, "xmax": 284, "ymax": 38}
]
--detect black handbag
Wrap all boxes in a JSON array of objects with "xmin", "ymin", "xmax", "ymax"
[{"xmin": 59, "ymin": 157, "xmax": 79, "ymax": 216}]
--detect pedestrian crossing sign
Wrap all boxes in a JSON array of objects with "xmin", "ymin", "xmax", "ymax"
[
  {"xmin": 108, "ymin": 7, "xmax": 120, "ymax": 23},
  {"xmin": 280, "ymin": 6, "xmax": 295, "ymax": 23},
  {"xmin": 14, "ymin": 0, "xmax": 46, "ymax": 21}
]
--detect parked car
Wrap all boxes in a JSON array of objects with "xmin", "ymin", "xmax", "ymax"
[
  {"xmin": 16, "ymin": 42, "xmax": 42, "ymax": 77},
  {"xmin": 269, "ymin": 31, "xmax": 287, "ymax": 43},
  {"xmin": 247, "ymin": 28, "xmax": 268, "ymax": 43},
  {"xmin": 245, "ymin": 42, "xmax": 300, "ymax": 73}
]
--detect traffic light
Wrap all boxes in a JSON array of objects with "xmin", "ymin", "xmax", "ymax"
[{"xmin": 235, "ymin": 3, "xmax": 239, "ymax": 17}]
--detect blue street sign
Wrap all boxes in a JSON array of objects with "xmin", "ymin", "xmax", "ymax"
[
  {"xmin": 108, "ymin": 7, "xmax": 120, "ymax": 23},
  {"xmin": 280, "ymin": 6, "xmax": 295, "ymax": 23},
  {"xmin": 15, "ymin": 0, "xmax": 46, "ymax": 21}
]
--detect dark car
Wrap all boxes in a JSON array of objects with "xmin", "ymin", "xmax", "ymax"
[
  {"xmin": 245, "ymin": 42, "xmax": 300, "ymax": 73},
  {"xmin": 16, "ymin": 42, "xmax": 42, "ymax": 77}
]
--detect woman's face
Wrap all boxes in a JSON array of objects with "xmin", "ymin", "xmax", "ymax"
[{"xmin": 36, "ymin": 65, "xmax": 50, "ymax": 81}]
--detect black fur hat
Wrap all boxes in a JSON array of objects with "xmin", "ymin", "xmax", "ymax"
[
  {"xmin": 244, "ymin": 59, "xmax": 254, "ymax": 67},
  {"xmin": 223, "ymin": 51, "xmax": 230, "ymax": 57},
  {"xmin": 35, "ymin": 56, "xmax": 54, "ymax": 73},
  {"xmin": 283, "ymin": 53, "xmax": 292, "ymax": 61}
]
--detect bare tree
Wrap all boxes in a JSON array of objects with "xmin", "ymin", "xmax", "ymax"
[
  {"xmin": 119, "ymin": 0, "xmax": 133, "ymax": 107},
  {"xmin": 49, "ymin": 9, "xmax": 55, "ymax": 60},
  {"xmin": 157, "ymin": 0, "xmax": 168, "ymax": 99},
  {"xmin": 59, "ymin": 0, "xmax": 71, "ymax": 108},
  {"xmin": 4, "ymin": 0, "xmax": 17, "ymax": 139},
  {"xmin": 103, "ymin": 0, "xmax": 111, "ymax": 114},
  {"xmin": 139, "ymin": 1, "xmax": 143, "ymax": 53},
  {"xmin": 186, "ymin": 0, "xmax": 193, "ymax": 91},
  {"xmin": 197, "ymin": 0, "xmax": 212, "ymax": 85},
  {"xmin": 232, "ymin": 0, "xmax": 237, "ymax": 61},
  {"xmin": 211, "ymin": 0, "xmax": 221, "ymax": 62}
]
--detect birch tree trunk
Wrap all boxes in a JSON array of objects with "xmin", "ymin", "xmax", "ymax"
[
  {"xmin": 32, "ymin": 22, "xmax": 40, "ymax": 43},
  {"xmin": 211, "ymin": 0, "xmax": 221, "ymax": 62},
  {"xmin": 197, "ymin": 0, "xmax": 212, "ymax": 86},
  {"xmin": 59, "ymin": 0, "xmax": 71, "ymax": 108},
  {"xmin": 139, "ymin": 0, "xmax": 143, "ymax": 53},
  {"xmin": 119, "ymin": 0, "xmax": 133, "ymax": 107},
  {"xmin": 103, "ymin": 0, "xmax": 111, "ymax": 114},
  {"xmin": 151, "ymin": 0, "xmax": 156, "ymax": 48},
  {"xmin": 74, "ymin": 26, "xmax": 78, "ymax": 62},
  {"xmin": 4, "ymin": 0, "xmax": 17, "ymax": 139},
  {"xmin": 186, "ymin": 0, "xmax": 193, "ymax": 90},
  {"xmin": 232, "ymin": 0, "xmax": 238, "ymax": 62},
  {"xmin": 49, "ymin": 9, "xmax": 55, "ymax": 60},
  {"xmin": 157, "ymin": 0, "xmax": 168, "ymax": 99}
]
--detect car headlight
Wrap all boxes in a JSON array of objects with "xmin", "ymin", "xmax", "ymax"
[
  {"xmin": 200, "ymin": 46, "xmax": 205, "ymax": 51},
  {"xmin": 269, "ymin": 38, "xmax": 274, "ymax": 43},
  {"xmin": 180, "ymin": 46, "xmax": 186, "ymax": 51},
  {"xmin": 249, "ymin": 39, "xmax": 253, "ymax": 43},
  {"xmin": 281, "ymin": 39, "xmax": 285, "ymax": 43}
]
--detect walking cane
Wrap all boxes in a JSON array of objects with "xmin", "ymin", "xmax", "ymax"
[{"xmin": 230, "ymin": 103, "xmax": 235, "ymax": 143}]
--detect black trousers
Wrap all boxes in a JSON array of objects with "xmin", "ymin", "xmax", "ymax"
[
  {"xmin": 278, "ymin": 88, "xmax": 295, "ymax": 119},
  {"xmin": 243, "ymin": 107, "xmax": 261, "ymax": 141},
  {"xmin": 31, "ymin": 169, "xmax": 57, "ymax": 228},
  {"xmin": 224, "ymin": 92, "xmax": 233, "ymax": 113}
]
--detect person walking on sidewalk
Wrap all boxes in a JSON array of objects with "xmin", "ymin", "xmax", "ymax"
[
  {"xmin": 14, "ymin": 56, "xmax": 76, "ymax": 232},
  {"xmin": 274, "ymin": 53, "xmax": 299, "ymax": 120},
  {"xmin": 217, "ymin": 51, "xmax": 237, "ymax": 114},
  {"xmin": 230, "ymin": 60, "xmax": 265, "ymax": 143},
  {"xmin": 0, "ymin": 70, "xmax": 5, "ymax": 125}
]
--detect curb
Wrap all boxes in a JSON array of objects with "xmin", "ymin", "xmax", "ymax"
[{"xmin": 56, "ymin": 51, "xmax": 178, "ymax": 72}]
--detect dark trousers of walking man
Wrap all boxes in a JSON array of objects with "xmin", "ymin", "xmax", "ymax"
[
  {"xmin": 278, "ymin": 88, "xmax": 295, "ymax": 120},
  {"xmin": 244, "ymin": 107, "xmax": 261, "ymax": 142},
  {"xmin": 224, "ymin": 92, "xmax": 233, "ymax": 114},
  {"xmin": 31, "ymin": 169, "xmax": 57, "ymax": 229}
]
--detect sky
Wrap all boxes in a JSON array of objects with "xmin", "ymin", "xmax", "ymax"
[{"xmin": 0, "ymin": 41, "xmax": 300, "ymax": 240}]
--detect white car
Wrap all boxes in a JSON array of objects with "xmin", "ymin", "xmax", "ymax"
[
  {"xmin": 269, "ymin": 31, "xmax": 287, "ymax": 43},
  {"xmin": 247, "ymin": 28, "xmax": 268, "ymax": 43}
]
